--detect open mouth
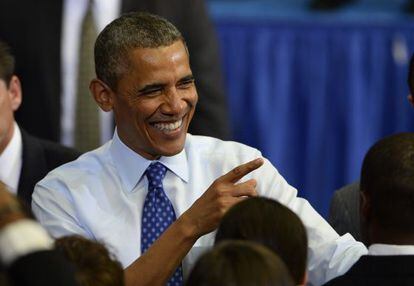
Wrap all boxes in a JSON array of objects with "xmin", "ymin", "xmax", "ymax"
[{"xmin": 152, "ymin": 118, "xmax": 183, "ymax": 134}]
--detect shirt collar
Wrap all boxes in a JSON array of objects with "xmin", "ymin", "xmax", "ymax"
[
  {"xmin": 368, "ymin": 244, "xmax": 414, "ymax": 256},
  {"xmin": 0, "ymin": 122, "xmax": 22, "ymax": 194},
  {"xmin": 109, "ymin": 130, "xmax": 189, "ymax": 193}
]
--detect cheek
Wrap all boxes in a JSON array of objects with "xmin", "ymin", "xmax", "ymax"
[
  {"xmin": 135, "ymin": 99, "xmax": 162, "ymax": 119},
  {"xmin": 192, "ymin": 92, "xmax": 198, "ymax": 106},
  {"xmin": 184, "ymin": 88, "xmax": 198, "ymax": 107},
  {"xmin": 0, "ymin": 110, "xmax": 13, "ymax": 138}
]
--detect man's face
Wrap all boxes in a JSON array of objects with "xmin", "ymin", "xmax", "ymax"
[
  {"xmin": 0, "ymin": 77, "xmax": 20, "ymax": 154},
  {"xmin": 112, "ymin": 40, "xmax": 198, "ymax": 159}
]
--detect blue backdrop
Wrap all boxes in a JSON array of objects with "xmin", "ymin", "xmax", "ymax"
[{"xmin": 209, "ymin": 4, "xmax": 414, "ymax": 216}]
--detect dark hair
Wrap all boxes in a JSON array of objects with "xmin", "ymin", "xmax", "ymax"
[
  {"xmin": 95, "ymin": 12, "xmax": 185, "ymax": 91},
  {"xmin": 215, "ymin": 197, "xmax": 308, "ymax": 284},
  {"xmin": 360, "ymin": 132, "xmax": 414, "ymax": 233},
  {"xmin": 186, "ymin": 240, "xmax": 295, "ymax": 286},
  {"xmin": 55, "ymin": 235, "xmax": 124, "ymax": 286},
  {"xmin": 0, "ymin": 40, "xmax": 15, "ymax": 85},
  {"xmin": 408, "ymin": 54, "xmax": 414, "ymax": 96},
  {"xmin": 0, "ymin": 181, "xmax": 33, "ymax": 219}
]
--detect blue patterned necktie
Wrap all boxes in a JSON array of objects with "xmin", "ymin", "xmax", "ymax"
[{"xmin": 141, "ymin": 162, "xmax": 183, "ymax": 286}]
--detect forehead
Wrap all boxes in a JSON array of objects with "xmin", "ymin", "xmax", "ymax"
[{"xmin": 124, "ymin": 41, "xmax": 191, "ymax": 82}]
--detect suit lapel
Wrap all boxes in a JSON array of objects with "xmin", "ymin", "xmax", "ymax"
[{"xmin": 17, "ymin": 130, "xmax": 48, "ymax": 207}]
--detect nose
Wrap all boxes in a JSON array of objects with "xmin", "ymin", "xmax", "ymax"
[{"xmin": 160, "ymin": 87, "xmax": 186, "ymax": 115}]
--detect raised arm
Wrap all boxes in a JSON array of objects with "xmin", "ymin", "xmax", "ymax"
[{"xmin": 124, "ymin": 158, "xmax": 264, "ymax": 286}]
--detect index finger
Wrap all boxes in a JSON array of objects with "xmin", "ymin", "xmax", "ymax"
[{"xmin": 219, "ymin": 158, "xmax": 264, "ymax": 183}]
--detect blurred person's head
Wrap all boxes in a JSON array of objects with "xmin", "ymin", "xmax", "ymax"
[
  {"xmin": 215, "ymin": 197, "xmax": 308, "ymax": 285},
  {"xmin": 186, "ymin": 240, "xmax": 295, "ymax": 286},
  {"xmin": 91, "ymin": 12, "xmax": 197, "ymax": 160},
  {"xmin": 407, "ymin": 53, "xmax": 414, "ymax": 106},
  {"xmin": 0, "ymin": 41, "xmax": 21, "ymax": 154},
  {"xmin": 360, "ymin": 132, "xmax": 414, "ymax": 245},
  {"xmin": 0, "ymin": 180, "xmax": 27, "ymax": 222},
  {"xmin": 55, "ymin": 235, "xmax": 124, "ymax": 286},
  {"xmin": 0, "ymin": 180, "xmax": 31, "ymax": 218}
]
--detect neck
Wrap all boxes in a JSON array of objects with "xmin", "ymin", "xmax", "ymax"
[
  {"xmin": 0, "ymin": 122, "xmax": 15, "ymax": 155},
  {"xmin": 369, "ymin": 227, "xmax": 414, "ymax": 245}
]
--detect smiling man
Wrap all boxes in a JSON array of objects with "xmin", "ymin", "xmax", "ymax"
[
  {"xmin": 104, "ymin": 40, "xmax": 197, "ymax": 159},
  {"xmin": 32, "ymin": 12, "xmax": 366, "ymax": 286}
]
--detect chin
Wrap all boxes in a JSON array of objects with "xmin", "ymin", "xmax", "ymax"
[{"xmin": 156, "ymin": 140, "xmax": 186, "ymax": 157}]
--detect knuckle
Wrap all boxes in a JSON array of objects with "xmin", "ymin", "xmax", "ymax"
[
  {"xmin": 248, "ymin": 179, "xmax": 257, "ymax": 188},
  {"xmin": 232, "ymin": 166, "xmax": 242, "ymax": 175},
  {"xmin": 216, "ymin": 187, "xmax": 227, "ymax": 196}
]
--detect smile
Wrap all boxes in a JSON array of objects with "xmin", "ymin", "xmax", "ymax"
[{"xmin": 152, "ymin": 118, "xmax": 183, "ymax": 133}]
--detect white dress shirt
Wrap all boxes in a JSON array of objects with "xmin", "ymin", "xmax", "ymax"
[
  {"xmin": 368, "ymin": 243, "xmax": 414, "ymax": 256},
  {"xmin": 61, "ymin": 0, "xmax": 121, "ymax": 146},
  {"xmin": 32, "ymin": 132, "xmax": 367, "ymax": 285},
  {"xmin": 0, "ymin": 123, "xmax": 22, "ymax": 194}
]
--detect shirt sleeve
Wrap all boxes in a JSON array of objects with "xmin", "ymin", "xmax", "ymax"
[
  {"xmin": 32, "ymin": 180, "xmax": 92, "ymax": 239},
  {"xmin": 0, "ymin": 219, "xmax": 54, "ymax": 266},
  {"xmin": 256, "ymin": 157, "xmax": 367, "ymax": 285}
]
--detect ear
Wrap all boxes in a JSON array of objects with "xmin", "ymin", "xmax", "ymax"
[
  {"xmin": 360, "ymin": 190, "xmax": 371, "ymax": 221},
  {"xmin": 90, "ymin": 78, "xmax": 114, "ymax": 112},
  {"xmin": 7, "ymin": 75, "xmax": 22, "ymax": 111},
  {"xmin": 408, "ymin": 94, "xmax": 414, "ymax": 107}
]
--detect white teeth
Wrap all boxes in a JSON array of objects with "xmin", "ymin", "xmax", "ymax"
[{"xmin": 153, "ymin": 119, "xmax": 183, "ymax": 132}]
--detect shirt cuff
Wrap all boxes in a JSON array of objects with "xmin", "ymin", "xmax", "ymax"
[{"xmin": 0, "ymin": 219, "xmax": 54, "ymax": 266}]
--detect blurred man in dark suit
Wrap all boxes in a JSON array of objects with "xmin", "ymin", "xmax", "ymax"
[
  {"xmin": 325, "ymin": 133, "xmax": 414, "ymax": 285},
  {"xmin": 329, "ymin": 54, "xmax": 414, "ymax": 244},
  {"xmin": 0, "ymin": 41, "xmax": 80, "ymax": 207}
]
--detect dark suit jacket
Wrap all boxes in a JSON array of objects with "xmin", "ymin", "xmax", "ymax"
[
  {"xmin": 0, "ymin": 0, "xmax": 230, "ymax": 142},
  {"xmin": 6, "ymin": 250, "xmax": 80, "ymax": 286},
  {"xmin": 17, "ymin": 129, "xmax": 80, "ymax": 207},
  {"xmin": 328, "ymin": 181, "xmax": 362, "ymax": 242},
  {"xmin": 323, "ymin": 255, "xmax": 414, "ymax": 286}
]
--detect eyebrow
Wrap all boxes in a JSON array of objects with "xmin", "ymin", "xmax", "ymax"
[{"xmin": 177, "ymin": 75, "xmax": 195, "ymax": 83}]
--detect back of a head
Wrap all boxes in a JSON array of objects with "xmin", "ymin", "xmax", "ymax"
[
  {"xmin": 215, "ymin": 197, "xmax": 308, "ymax": 285},
  {"xmin": 55, "ymin": 235, "xmax": 124, "ymax": 286},
  {"xmin": 0, "ymin": 40, "xmax": 14, "ymax": 84},
  {"xmin": 186, "ymin": 240, "xmax": 295, "ymax": 286},
  {"xmin": 94, "ymin": 12, "xmax": 185, "ymax": 91},
  {"xmin": 360, "ymin": 132, "xmax": 414, "ymax": 237},
  {"xmin": 408, "ymin": 54, "xmax": 414, "ymax": 96}
]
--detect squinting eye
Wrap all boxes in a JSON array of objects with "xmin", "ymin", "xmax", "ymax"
[{"xmin": 141, "ymin": 88, "xmax": 163, "ymax": 96}]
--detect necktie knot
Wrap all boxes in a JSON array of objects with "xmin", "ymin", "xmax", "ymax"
[{"xmin": 145, "ymin": 162, "xmax": 167, "ymax": 188}]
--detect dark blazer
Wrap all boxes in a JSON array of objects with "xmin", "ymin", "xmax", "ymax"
[
  {"xmin": 7, "ymin": 250, "xmax": 80, "ymax": 286},
  {"xmin": 0, "ymin": 0, "xmax": 230, "ymax": 142},
  {"xmin": 17, "ymin": 129, "xmax": 80, "ymax": 207},
  {"xmin": 323, "ymin": 255, "xmax": 414, "ymax": 286},
  {"xmin": 328, "ymin": 181, "xmax": 362, "ymax": 242}
]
